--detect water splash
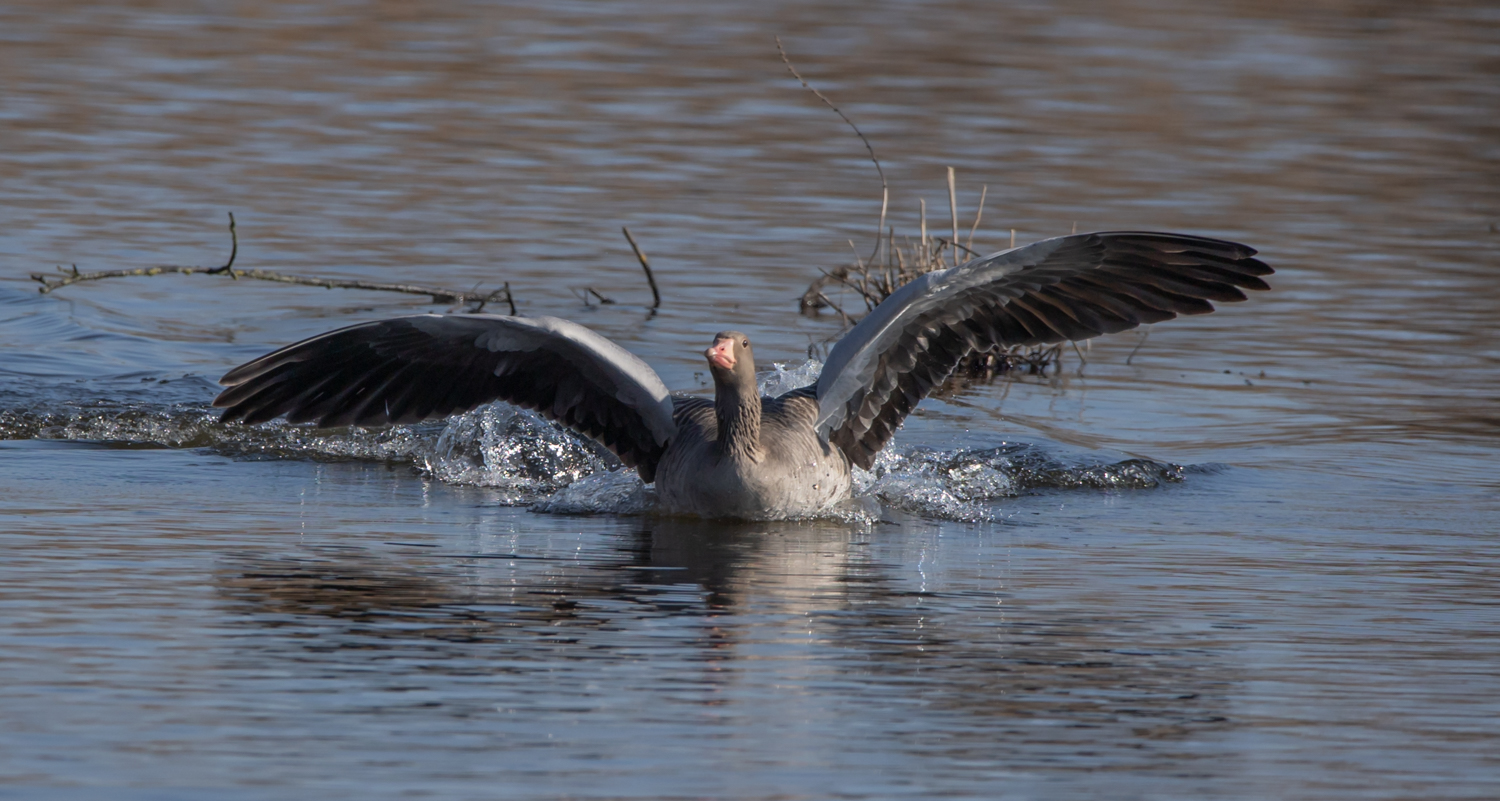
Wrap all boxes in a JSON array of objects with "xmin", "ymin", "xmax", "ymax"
[
  {"xmin": 853, "ymin": 443, "xmax": 1184, "ymax": 522},
  {"xmin": 759, "ymin": 359, "xmax": 822, "ymax": 397},
  {"xmin": 0, "ymin": 400, "xmax": 436, "ymax": 462},
  {"xmin": 2, "ymin": 364, "xmax": 1185, "ymax": 521},
  {"xmin": 420, "ymin": 404, "xmax": 616, "ymax": 505},
  {"xmin": 532, "ymin": 469, "xmax": 654, "ymax": 516}
]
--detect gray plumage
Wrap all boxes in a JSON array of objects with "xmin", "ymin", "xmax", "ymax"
[
  {"xmin": 813, "ymin": 231, "xmax": 1271, "ymax": 468},
  {"xmin": 214, "ymin": 231, "xmax": 1271, "ymax": 518}
]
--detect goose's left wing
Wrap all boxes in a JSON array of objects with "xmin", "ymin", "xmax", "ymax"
[{"xmin": 813, "ymin": 232, "xmax": 1272, "ymax": 469}]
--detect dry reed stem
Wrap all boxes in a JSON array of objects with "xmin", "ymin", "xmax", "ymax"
[
  {"xmin": 946, "ymin": 167, "xmax": 959, "ymax": 267},
  {"xmin": 771, "ymin": 42, "xmax": 1071, "ymax": 379},
  {"xmin": 801, "ymin": 172, "xmax": 1065, "ymax": 380},
  {"xmin": 966, "ymin": 185, "xmax": 987, "ymax": 251},
  {"xmin": 920, "ymin": 198, "xmax": 928, "ymax": 256}
]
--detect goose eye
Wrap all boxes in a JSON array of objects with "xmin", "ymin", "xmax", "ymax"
[{"xmin": 741, "ymin": 339, "xmax": 749, "ymax": 348}]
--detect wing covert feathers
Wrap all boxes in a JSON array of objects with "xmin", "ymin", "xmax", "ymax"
[
  {"xmin": 814, "ymin": 232, "xmax": 1272, "ymax": 469},
  {"xmin": 214, "ymin": 314, "xmax": 676, "ymax": 481}
]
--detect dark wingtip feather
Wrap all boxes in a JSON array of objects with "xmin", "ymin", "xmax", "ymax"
[
  {"xmin": 211, "ymin": 314, "xmax": 675, "ymax": 480},
  {"xmin": 821, "ymin": 230, "xmax": 1273, "ymax": 468}
]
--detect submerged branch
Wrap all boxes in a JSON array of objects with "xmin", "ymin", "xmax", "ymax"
[
  {"xmin": 29, "ymin": 214, "xmax": 515, "ymax": 309},
  {"xmin": 224, "ymin": 269, "xmax": 512, "ymax": 305}
]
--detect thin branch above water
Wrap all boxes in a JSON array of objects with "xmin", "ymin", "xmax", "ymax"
[
  {"xmin": 621, "ymin": 226, "xmax": 661, "ymax": 310},
  {"xmin": 29, "ymin": 213, "xmax": 516, "ymax": 312},
  {"xmin": 777, "ymin": 36, "xmax": 888, "ymax": 267}
]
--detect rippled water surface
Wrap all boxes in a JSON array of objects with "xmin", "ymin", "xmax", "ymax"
[{"xmin": 2, "ymin": 1, "xmax": 1498, "ymax": 798}]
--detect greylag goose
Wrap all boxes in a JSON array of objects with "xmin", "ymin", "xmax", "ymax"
[{"xmin": 214, "ymin": 231, "xmax": 1271, "ymax": 519}]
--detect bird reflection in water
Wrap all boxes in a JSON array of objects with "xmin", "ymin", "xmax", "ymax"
[{"xmin": 216, "ymin": 517, "xmax": 1237, "ymax": 756}]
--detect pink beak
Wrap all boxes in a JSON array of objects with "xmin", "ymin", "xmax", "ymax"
[{"xmin": 706, "ymin": 338, "xmax": 736, "ymax": 370}]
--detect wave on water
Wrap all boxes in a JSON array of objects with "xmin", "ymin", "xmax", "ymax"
[{"xmin": 1, "ymin": 361, "xmax": 1185, "ymax": 522}]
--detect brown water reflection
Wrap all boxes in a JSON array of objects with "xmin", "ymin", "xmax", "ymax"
[
  {"xmin": 2, "ymin": 0, "xmax": 1499, "ymax": 797},
  {"xmin": 220, "ymin": 514, "xmax": 1237, "ymax": 773}
]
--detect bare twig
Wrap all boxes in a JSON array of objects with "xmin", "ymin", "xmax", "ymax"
[
  {"xmin": 800, "ymin": 245, "xmax": 860, "ymax": 314},
  {"xmin": 1069, "ymin": 340, "xmax": 1088, "ymax": 371},
  {"xmin": 205, "ymin": 212, "xmax": 238, "ymax": 276},
  {"xmin": 947, "ymin": 167, "xmax": 959, "ymax": 266},
  {"xmin": 815, "ymin": 290, "xmax": 851, "ymax": 326},
  {"xmin": 885, "ymin": 225, "xmax": 895, "ymax": 293},
  {"xmin": 192, "ymin": 269, "xmax": 508, "ymax": 305},
  {"xmin": 29, "ymin": 214, "xmax": 513, "ymax": 308},
  {"xmin": 36, "ymin": 264, "xmax": 509, "ymax": 306},
  {"xmin": 587, "ymin": 287, "xmax": 616, "ymax": 305},
  {"xmin": 845, "ymin": 238, "xmax": 869, "ymax": 307},
  {"xmin": 845, "ymin": 239, "xmax": 864, "ymax": 268},
  {"xmin": 933, "ymin": 238, "xmax": 981, "ymax": 259},
  {"xmin": 776, "ymin": 36, "xmax": 886, "ymax": 264},
  {"xmin": 806, "ymin": 335, "xmax": 826, "ymax": 361},
  {"xmin": 832, "ymin": 249, "xmax": 879, "ymax": 311},
  {"xmin": 920, "ymin": 199, "xmax": 928, "ymax": 263},
  {"xmin": 620, "ymin": 226, "xmax": 661, "ymax": 309},
  {"xmin": 1126, "ymin": 328, "xmax": 1150, "ymax": 365},
  {"xmin": 801, "ymin": 274, "xmax": 839, "ymax": 312},
  {"xmin": 467, "ymin": 285, "xmax": 511, "ymax": 314}
]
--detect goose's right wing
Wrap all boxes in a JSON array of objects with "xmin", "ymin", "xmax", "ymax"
[{"xmin": 214, "ymin": 314, "xmax": 677, "ymax": 480}]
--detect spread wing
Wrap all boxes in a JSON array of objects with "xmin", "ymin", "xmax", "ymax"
[
  {"xmin": 214, "ymin": 314, "xmax": 677, "ymax": 480},
  {"xmin": 813, "ymin": 231, "xmax": 1273, "ymax": 469}
]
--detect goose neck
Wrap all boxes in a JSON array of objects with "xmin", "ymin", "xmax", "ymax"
[{"xmin": 714, "ymin": 381, "xmax": 761, "ymax": 459}]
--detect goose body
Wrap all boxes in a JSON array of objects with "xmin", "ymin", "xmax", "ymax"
[
  {"xmin": 214, "ymin": 232, "xmax": 1272, "ymax": 519},
  {"xmin": 655, "ymin": 388, "xmax": 852, "ymax": 519}
]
